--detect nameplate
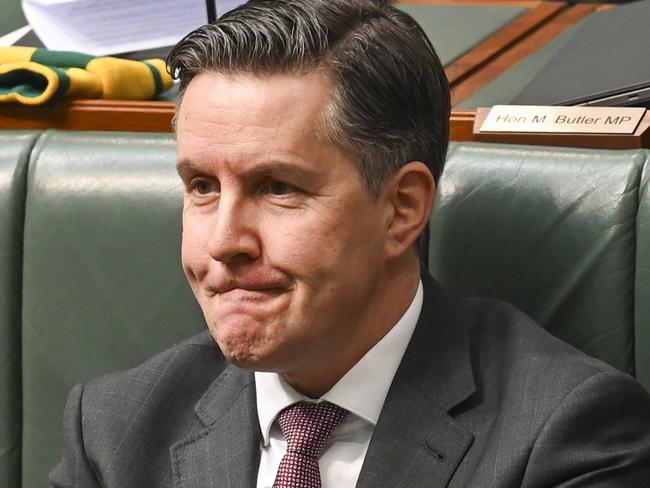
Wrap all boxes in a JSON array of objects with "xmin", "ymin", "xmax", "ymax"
[{"xmin": 480, "ymin": 106, "xmax": 646, "ymax": 134}]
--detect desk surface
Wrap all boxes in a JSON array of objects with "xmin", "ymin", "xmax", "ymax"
[{"xmin": 1, "ymin": 1, "xmax": 635, "ymax": 149}]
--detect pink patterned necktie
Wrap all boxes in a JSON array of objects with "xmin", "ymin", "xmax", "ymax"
[{"xmin": 272, "ymin": 401, "xmax": 349, "ymax": 488}]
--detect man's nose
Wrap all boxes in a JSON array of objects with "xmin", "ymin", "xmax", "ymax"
[{"xmin": 207, "ymin": 197, "xmax": 261, "ymax": 263}]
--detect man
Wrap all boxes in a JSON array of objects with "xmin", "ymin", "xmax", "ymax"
[{"xmin": 50, "ymin": 0, "xmax": 650, "ymax": 486}]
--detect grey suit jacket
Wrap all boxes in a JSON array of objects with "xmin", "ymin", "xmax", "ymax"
[{"xmin": 50, "ymin": 275, "xmax": 650, "ymax": 487}]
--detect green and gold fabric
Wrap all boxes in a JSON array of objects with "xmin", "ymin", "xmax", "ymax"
[{"xmin": 0, "ymin": 46, "xmax": 173, "ymax": 104}]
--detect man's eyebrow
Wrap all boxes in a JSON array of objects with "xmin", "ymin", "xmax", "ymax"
[
  {"xmin": 176, "ymin": 158, "xmax": 320, "ymax": 181},
  {"xmin": 176, "ymin": 159, "xmax": 198, "ymax": 181},
  {"xmin": 242, "ymin": 160, "xmax": 319, "ymax": 181}
]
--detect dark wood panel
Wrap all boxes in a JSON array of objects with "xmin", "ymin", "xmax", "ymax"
[
  {"xmin": 445, "ymin": 1, "xmax": 565, "ymax": 86},
  {"xmin": 451, "ymin": 3, "xmax": 603, "ymax": 105}
]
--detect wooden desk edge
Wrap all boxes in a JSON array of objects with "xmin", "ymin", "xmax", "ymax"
[
  {"xmin": 1, "ymin": 103, "xmax": 647, "ymax": 150},
  {"xmin": 0, "ymin": 100, "xmax": 178, "ymax": 133}
]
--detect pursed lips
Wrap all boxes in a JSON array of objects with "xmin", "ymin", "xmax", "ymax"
[{"xmin": 204, "ymin": 278, "xmax": 292, "ymax": 299}]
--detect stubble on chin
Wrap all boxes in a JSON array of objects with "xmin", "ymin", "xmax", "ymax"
[
  {"xmin": 208, "ymin": 319, "xmax": 277, "ymax": 371},
  {"xmin": 199, "ymin": 289, "xmax": 297, "ymax": 372}
]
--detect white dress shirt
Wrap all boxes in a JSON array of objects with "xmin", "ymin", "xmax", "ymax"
[{"xmin": 255, "ymin": 280, "xmax": 423, "ymax": 488}]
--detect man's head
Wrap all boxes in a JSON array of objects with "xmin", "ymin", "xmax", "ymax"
[
  {"xmin": 169, "ymin": 0, "xmax": 449, "ymax": 193},
  {"xmin": 169, "ymin": 0, "xmax": 449, "ymax": 397}
]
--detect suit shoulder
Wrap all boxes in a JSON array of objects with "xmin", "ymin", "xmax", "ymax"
[
  {"xmin": 56, "ymin": 332, "xmax": 230, "ymax": 485},
  {"xmin": 457, "ymin": 296, "xmax": 624, "ymax": 391},
  {"xmin": 90, "ymin": 330, "xmax": 221, "ymax": 382},
  {"xmin": 522, "ymin": 369, "xmax": 650, "ymax": 485},
  {"xmin": 81, "ymin": 330, "xmax": 226, "ymax": 420}
]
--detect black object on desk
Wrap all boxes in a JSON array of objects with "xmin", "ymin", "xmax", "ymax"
[{"xmin": 513, "ymin": 0, "xmax": 650, "ymax": 107}]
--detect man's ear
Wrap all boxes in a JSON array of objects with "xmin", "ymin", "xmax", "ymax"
[{"xmin": 382, "ymin": 161, "xmax": 436, "ymax": 259}]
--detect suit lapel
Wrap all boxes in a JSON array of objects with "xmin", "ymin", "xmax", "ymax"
[
  {"xmin": 356, "ymin": 274, "xmax": 476, "ymax": 488},
  {"xmin": 171, "ymin": 363, "xmax": 261, "ymax": 488}
]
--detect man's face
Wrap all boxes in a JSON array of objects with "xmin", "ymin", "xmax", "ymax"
[{"xmin": 176, "ymin": 71, "xmax": 392, "ymax": 384}]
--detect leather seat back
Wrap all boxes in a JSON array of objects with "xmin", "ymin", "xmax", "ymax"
[
  {"xmin": 20, "ymin": 130, "xmax": 205, "ymax": 488},
  {"xmin": 11, "ymin": 131, "xmax": 650, "ymax": 487},
  {"xmin": 635, "ymin": 167, "xmax": 650, "ymax": 390},
  {"xmin": 0, "ymin": 131, "xmax": 40, "ymax": 488},
  {"xmin": 430, "ymin": 142, "xmax": 650, "ymax": 382}
]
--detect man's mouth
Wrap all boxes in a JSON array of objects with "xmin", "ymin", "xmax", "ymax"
[
  {"xmin": 216, "ymin": 287, "xmax": 286, "ymax": 299},
  {"xmin": 204, "ymin": 277, "xmax": 292, "ymax": 297}
]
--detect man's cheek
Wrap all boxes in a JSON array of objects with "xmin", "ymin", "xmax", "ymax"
[
  {"xmin": 262, "ymin": 222, "xmax": 331, "ymax": 264},
  {"xmin": 181, "ymin": 236, "xmax": 206, "ymax": 285}
]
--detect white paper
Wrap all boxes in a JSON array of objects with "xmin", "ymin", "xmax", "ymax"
[
  {"xmin": 217, "ymin": 0, "xmax": 247, "ymax": 17},
  {"xmin": 0, "ymin": 25, "xmax": 32, "ymax": 47},
  {"xmin": 22, "ymin": 0, "xmax": 208, "ymax": 56},
  {"xmin": 24, "ymin": 0, "xmax": 79, "ymax": 5}
]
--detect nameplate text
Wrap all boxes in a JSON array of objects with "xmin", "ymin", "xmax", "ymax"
[{"xmin": 480, "ymin": 106, "xmax": 646, "ymax": 134}]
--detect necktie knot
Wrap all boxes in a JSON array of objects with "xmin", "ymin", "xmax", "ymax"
[
  {"xmin": 278, "ymin": 401, "xmax": 348, "ymax": 458},
  {"xmin": 273, "ymin": 401, "xmax": 348, "ymax": 487}
]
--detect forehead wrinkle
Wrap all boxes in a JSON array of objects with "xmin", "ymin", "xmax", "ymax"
[
  {"xmin": 177, "ymin": 70, "xmax": 351, "ymax": 180},
  {"xmin": 182, "ymin": 114, "xmax": 315, "ymax": 152},
  {"xmin": 200, "ymin": 72, "xmax": 331, "ymax": 129},
  {"xmin": 181, "ymin": 122, "xmax": 334, "ymax": 171}
]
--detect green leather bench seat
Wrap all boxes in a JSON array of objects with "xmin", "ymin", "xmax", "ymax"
[
  {"xmin": 0, "ymin": 129, "xmax": 648, "ymax": 487},
  {"xmin": 397, "ymin": 3, "xmax": 527, "ymax": 66},
  {"xmin": 430, "ymin": 143, "xmax": 650, "ymax": 379},
  {"xmin": 20, "ymin": 131, "xmax": 205, "ymax": 488},
  {"xmin": 0, "ymin": 131, "xmax": 40, "ymax": 488},
  {"xmin": 636, "ymin": 169, "xmax": 650, "ymax": 389}
]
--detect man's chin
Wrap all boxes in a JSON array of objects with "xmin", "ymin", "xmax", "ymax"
[
  {"xmin": 208, "ymin": 321, "xmax": 278, "ymax": 370},
  {"xmin": 218, "ymin": 346, "xmax": 284, "ymax": 373}
]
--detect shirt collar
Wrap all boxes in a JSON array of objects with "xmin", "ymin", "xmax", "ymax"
[{"xmin": 255, "ymin": 280, "xmax": 423, "ymax": 445}]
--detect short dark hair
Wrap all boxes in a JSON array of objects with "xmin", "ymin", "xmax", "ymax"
[{"xmin": 168, "ymin": 0, "xmax": 450, "ymax": 193}]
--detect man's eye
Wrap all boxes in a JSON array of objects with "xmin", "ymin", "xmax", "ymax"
[
  {"xmin": 265, "ymin": 180, "xmax": 299, "ymax": 197},
  {"xmin": 191, "ymin": 179, "xmax": 219, "ymax": 195}
]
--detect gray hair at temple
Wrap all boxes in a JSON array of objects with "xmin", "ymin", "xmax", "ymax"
[{"xmin": 167, "ymin": 0, "xmax": 450, "ymax": 194}]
